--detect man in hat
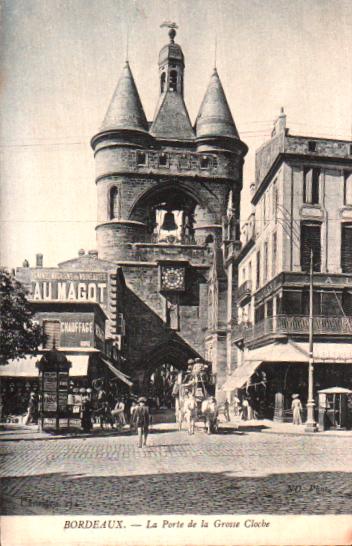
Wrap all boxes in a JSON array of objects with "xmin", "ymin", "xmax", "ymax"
[{"xmin": 134, "ymin": 397, "xmax": 150, "ymax": 448}]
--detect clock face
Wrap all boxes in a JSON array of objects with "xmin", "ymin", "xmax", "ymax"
[{"xmin": 161, "ymin": 267, "xmax": 185, "ymax": 291}]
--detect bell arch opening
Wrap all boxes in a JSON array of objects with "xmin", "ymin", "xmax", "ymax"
[{"xmin": 129, "ymin": 185, "xmax": 201, "ymax": 244}]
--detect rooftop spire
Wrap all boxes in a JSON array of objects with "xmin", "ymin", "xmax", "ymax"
[
  {"xmin": 195, "ymin": 69, "xmax": 240, "ymax": 140},
  {"xmin": 100, "ymin": 61, "xmax": 148, "ymax": 133}
]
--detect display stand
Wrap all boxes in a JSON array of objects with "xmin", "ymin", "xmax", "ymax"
[{"xmin": 36, "ymin": 349, "xmax": 71, "ymax": 432}]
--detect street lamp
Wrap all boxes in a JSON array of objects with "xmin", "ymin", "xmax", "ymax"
[{"xmin": 305, "ymin": 250, "xmax": 318, "ymax": 432}]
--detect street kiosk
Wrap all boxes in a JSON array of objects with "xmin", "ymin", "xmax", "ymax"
[
  {"xmin": 318, "ymin": 386, "xmax": 352, "ymax": 431},
  {"xmin": 36, "ymin": 349, "xmax": 71, "ymax": 432}
]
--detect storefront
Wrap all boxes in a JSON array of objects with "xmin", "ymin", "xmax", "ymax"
[{"xmin": 223, "ymin": 341, "xmax": 352, "ymax": 421}]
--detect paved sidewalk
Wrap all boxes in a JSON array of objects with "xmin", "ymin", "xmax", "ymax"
[{"xmin": 1, "ymin": 418, "xmax": 351, "ymax": 441}]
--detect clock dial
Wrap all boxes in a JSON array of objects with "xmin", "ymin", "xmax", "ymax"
[{"xmin": 161, "ymin": 267, "xmax": 185, "ymax": 291}]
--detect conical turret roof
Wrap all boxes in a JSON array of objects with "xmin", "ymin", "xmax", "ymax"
[
  {"xmin": 195, "ymin": 69, "xmax": 239, "ymax": 140},
  {"xmin": 100, "ymin": 62, "xmax": 148, "ymax": 133},
  {"xmin": 151, "ymin": 91, "xmax": 195, "ymax": 140}
]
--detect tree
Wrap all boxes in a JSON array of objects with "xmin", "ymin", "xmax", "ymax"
[{"xmin": 0, "ymin": 269, "xmax": 43, "ymax": 365}]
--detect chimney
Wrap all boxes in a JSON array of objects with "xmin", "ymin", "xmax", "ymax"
[
  {"xmin": 271, "ymin": 106, "xmax": 287, "ymax": 137},
  {"xmin": 36, "ymin": 253, "xmax": 43, "ymax": 268},
  {"xmin": 78, "ymin": 249, "xmax": 85, "ymax": 257}
]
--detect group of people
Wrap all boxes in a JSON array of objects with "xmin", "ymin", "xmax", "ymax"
[{"xmin": 179, "ymin": 391, "xmax": 219, "ymax": 435}]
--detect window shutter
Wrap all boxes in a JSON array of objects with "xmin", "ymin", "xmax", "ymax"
[
  {"xmin": 43, "ymin": 321, "xmax": 61, "ymax": 349},
  {"xmin": 341, "ymin": 224, "xmax": 352, "ymax": 273},
  {"xmin": 304, "ymin": 168, "xmax": 313, "ymax": 203},
  {"xmin": 301, "ymin": 222, "xmax": 321, "ymax": 272}
]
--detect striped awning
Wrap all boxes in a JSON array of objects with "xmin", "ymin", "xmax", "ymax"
[{"xmin": 100, "ymin": 357, "xmax": 133, "ymax": 387}]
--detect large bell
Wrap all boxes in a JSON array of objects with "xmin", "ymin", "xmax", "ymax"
[{"xmin": 161, "ymin": 210, "xmax": 178, "ymax": 231}]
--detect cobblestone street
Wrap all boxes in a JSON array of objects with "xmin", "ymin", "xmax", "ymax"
[{"xmin": 1, "ymin": 424, "xmax": 351, "ymax": 515}]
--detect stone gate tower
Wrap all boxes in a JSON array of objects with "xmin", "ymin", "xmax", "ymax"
[{"xmin": 91, "ymin": 26, "xmax": 247, "ymax": 394}]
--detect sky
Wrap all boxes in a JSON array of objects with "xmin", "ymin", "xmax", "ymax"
[{"xmin": 1, "ymin": 0, "xmax": 351, "ymax": 268}]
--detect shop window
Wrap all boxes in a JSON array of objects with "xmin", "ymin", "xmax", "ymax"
[
  {"xmin": 169, "ymin": 70, "xmax": 177, "ymax": 92},
  {"xmin": 109, "ymin": 186, "xmax": 119, "ymax": 220},
  {"xmin": 308, "ymin": 141, "xmax": 316, "ymax": 152},
  {"xmin": 159, "ymin": 153, "xmax": 168, "ymax": 167},
  {"xmin": 136, "ymin": 152, "xmax": 146, "ymax": 166},
  {"xmin": 300, "ymin": 221, "xmax": 321, "ymax": 272},
  {"xmin": 303, "ymin": 167, "xmax": 320, "ymax": 204},
  {"xmin": 200, "ymin": 156, "xmax": 210, "ymax": 169},
  {"xmin": 341, "ymin": 223, "xmax": 352, "ymax": 273},
  {"xmin": 43, "ymin": 321, "xmax": 61, "ymax": 349},
  {"xmin": 344, "ymin": 171, "xmax": 352, "ymax": 205}
]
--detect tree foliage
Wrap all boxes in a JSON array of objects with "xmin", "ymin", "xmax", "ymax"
[{"xmin": 0, "ymin": 269, "xmax": 43, "ymax": 365}]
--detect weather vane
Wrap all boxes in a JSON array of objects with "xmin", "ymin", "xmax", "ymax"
[{"xmin": 160, "ymin": 21, "xmax": 178, "ymax": 43}]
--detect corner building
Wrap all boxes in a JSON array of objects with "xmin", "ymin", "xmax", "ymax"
[
  {"xmin": 91, "ymin": 28, "xmax": 247, "ymax": 394},
  {"xmin": 225, "ymin": 110, "xmax": 352, "ymax": 419}
]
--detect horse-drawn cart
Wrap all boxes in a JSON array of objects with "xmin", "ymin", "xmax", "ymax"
[{"xmin": 173, "ymin": 361, "xmax": 218, "ymax": 434}]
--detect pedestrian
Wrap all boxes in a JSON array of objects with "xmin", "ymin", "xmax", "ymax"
[
  {"xmin": 23, "ymin": 392, "xmax": 37, "ymax": 425},
  {"xmin": 134, "ymin": 397, "xmax": 150, "ymax": 448},
  {"xmin": 242, "ymin": 397, "xmax": 249, "ymax": 421},
  {"xmin": 81, "ymin": 395, "xmax": 92, "ymax": 432},
  {"xmin": 223, "ymin": 399, "xmax": 230, "ymax": 422},
  {"xmin": 232, "ymin": 394, "xmax": 241, "ymax": 417},
  {"xmin": 111, "ymin": 398, "xmax": 126, "ymax": 429},
  {"xmin": 202, "ymin": 396, "xmax": 218, "ymax": 434},
  {"xmin": 183, "ymin": 391, "xmax": 197, "ymax": 435},
  {"xmin": 291, "ymin": 394, "xmax": 303, "ymax": 425}
]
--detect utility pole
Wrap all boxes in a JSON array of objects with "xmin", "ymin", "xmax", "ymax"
[{"xmin": 305, "ymin": 249, "xmax": 318, "ymax": 432}]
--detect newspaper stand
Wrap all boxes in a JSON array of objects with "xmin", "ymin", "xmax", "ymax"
[
  {"xmin": 318, "ymin": 386, "xmax": 352, "ymax": 431},
  {"xmin": 36, "ymin": 349, "xmax": 71, "ymax": 432}
]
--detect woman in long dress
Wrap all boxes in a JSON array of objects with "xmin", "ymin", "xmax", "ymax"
[{"xmin": 291, "ymin": 394, "xmax": 303, "ymax": 425}]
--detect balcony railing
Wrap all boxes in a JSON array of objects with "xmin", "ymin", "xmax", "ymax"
[
  {"xmin": 237, "ymin": 280, "xmax": 252, "ymax": 303},
  {"xmin": 239, "ymin": 315, "xmax": 352, "ymax": 345}
]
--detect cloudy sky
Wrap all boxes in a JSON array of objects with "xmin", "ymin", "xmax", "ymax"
[{"xmin": 1, "ymin": 0, "xmax": 351, "ymax": 268}]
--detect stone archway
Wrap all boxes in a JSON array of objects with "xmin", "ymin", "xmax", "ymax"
[{"xmin": 138, "ymin": 339, "xmax": 198, "ymax": 408}]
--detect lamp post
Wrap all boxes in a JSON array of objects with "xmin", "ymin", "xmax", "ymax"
[{"xmin": 305, "ymin": 250, "xmax": 318, "ymax": 432}]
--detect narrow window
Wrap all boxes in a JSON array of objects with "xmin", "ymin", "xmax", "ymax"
[
  {"xmin": 263, "ymin": 194, "xmax": 267, "ymax": 226},
  {"xmin": 263, "ymin": 241, "xmax": 268, "ymax": 282},
  {"xmin": 308, "ymin": 141, "xmax": 316, "ymax": 152},
  {"xmin": 212, "ymin": 156, "xmax": 218, "ymax": 169},
  {"xmin": 304, "ymin": 167, "xmax": 320, "ymax": 204},
  {"xmin": 300, "ymin": 221, "xmax": 321, "ymax": 272},
  {"xmin": 160, "ymin": 72, "xmax": 166, "ymax": 93},
  {"xmin": 169, "ymin": 70, "xmax": 177, "ymax": 92},
  {"xmin": 344, "ymin": 171, "xmax": 352, "ymax": 205},
  {"xmin": 43, "ymin": 320, "xmax": 61, "ymax": 349},
  {"xmin": 273, "ymin": 180, "xmax": 278, "ymax": 223},
  {"xmin": 109, "ymin": 187, "xmax": 119, "ymax": 220},
  {"xmin": 248, "ymin": 261, "xmax": 252, "ymax": 285},
  {"xmin": 159, "ymin": 153, "xmax": 168, "ymax": 167},
  {"xmin": 311, "ymin": 168, "xmax": 320, "ymax": 204},
  {"xmin": 341, "ymin": 223, "xmax": 352, "ymax": 273},
  {"xmin": 136, "ymin": 151, "xmax": 146, "ymax": 166},
  {"xmin": 256, "ymin": 250, "xmax": 261, "ymax": 288},
  {"xmin": 350, "ymin": 144, "xmax": 352, "ymax": 155},
  {"xmin": 200, "ymin": 156, "xmax": 210, "ymax": 169},
  {"xmin": 272, "ymin": 232, "xmax": 277, "ymax": 277}
]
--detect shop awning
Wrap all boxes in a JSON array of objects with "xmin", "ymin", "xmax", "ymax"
[
  {"xmin": 100, "ymin": 357, "xmax": 133, "ymax": 387},
  {"xmin": 244, "ymin": 341, "xmax": 352, "ymax": 363},
  {"xmin": 222, "ymin": 360, "xmax": 262, "ymax": 391},
  {"xmin": 0, "ymin": 354, "xmax": 90, "ymax": 377},
  {"xmin": 0, "ymin": 356, "xmax": 39, "ymax": 377}
]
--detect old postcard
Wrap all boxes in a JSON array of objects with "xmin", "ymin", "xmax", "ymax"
[{"xmin": 0, "ymin": 0, "xmax": 352, "ymax": 545}]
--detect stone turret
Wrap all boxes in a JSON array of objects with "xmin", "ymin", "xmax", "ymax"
[
  {"xmin": 195, "ymin": 68, "xmax": 247, "ymax": 155},
  {"xmin": 150, "ymin": 26, "xmax": 194, "ymax": 141}
]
